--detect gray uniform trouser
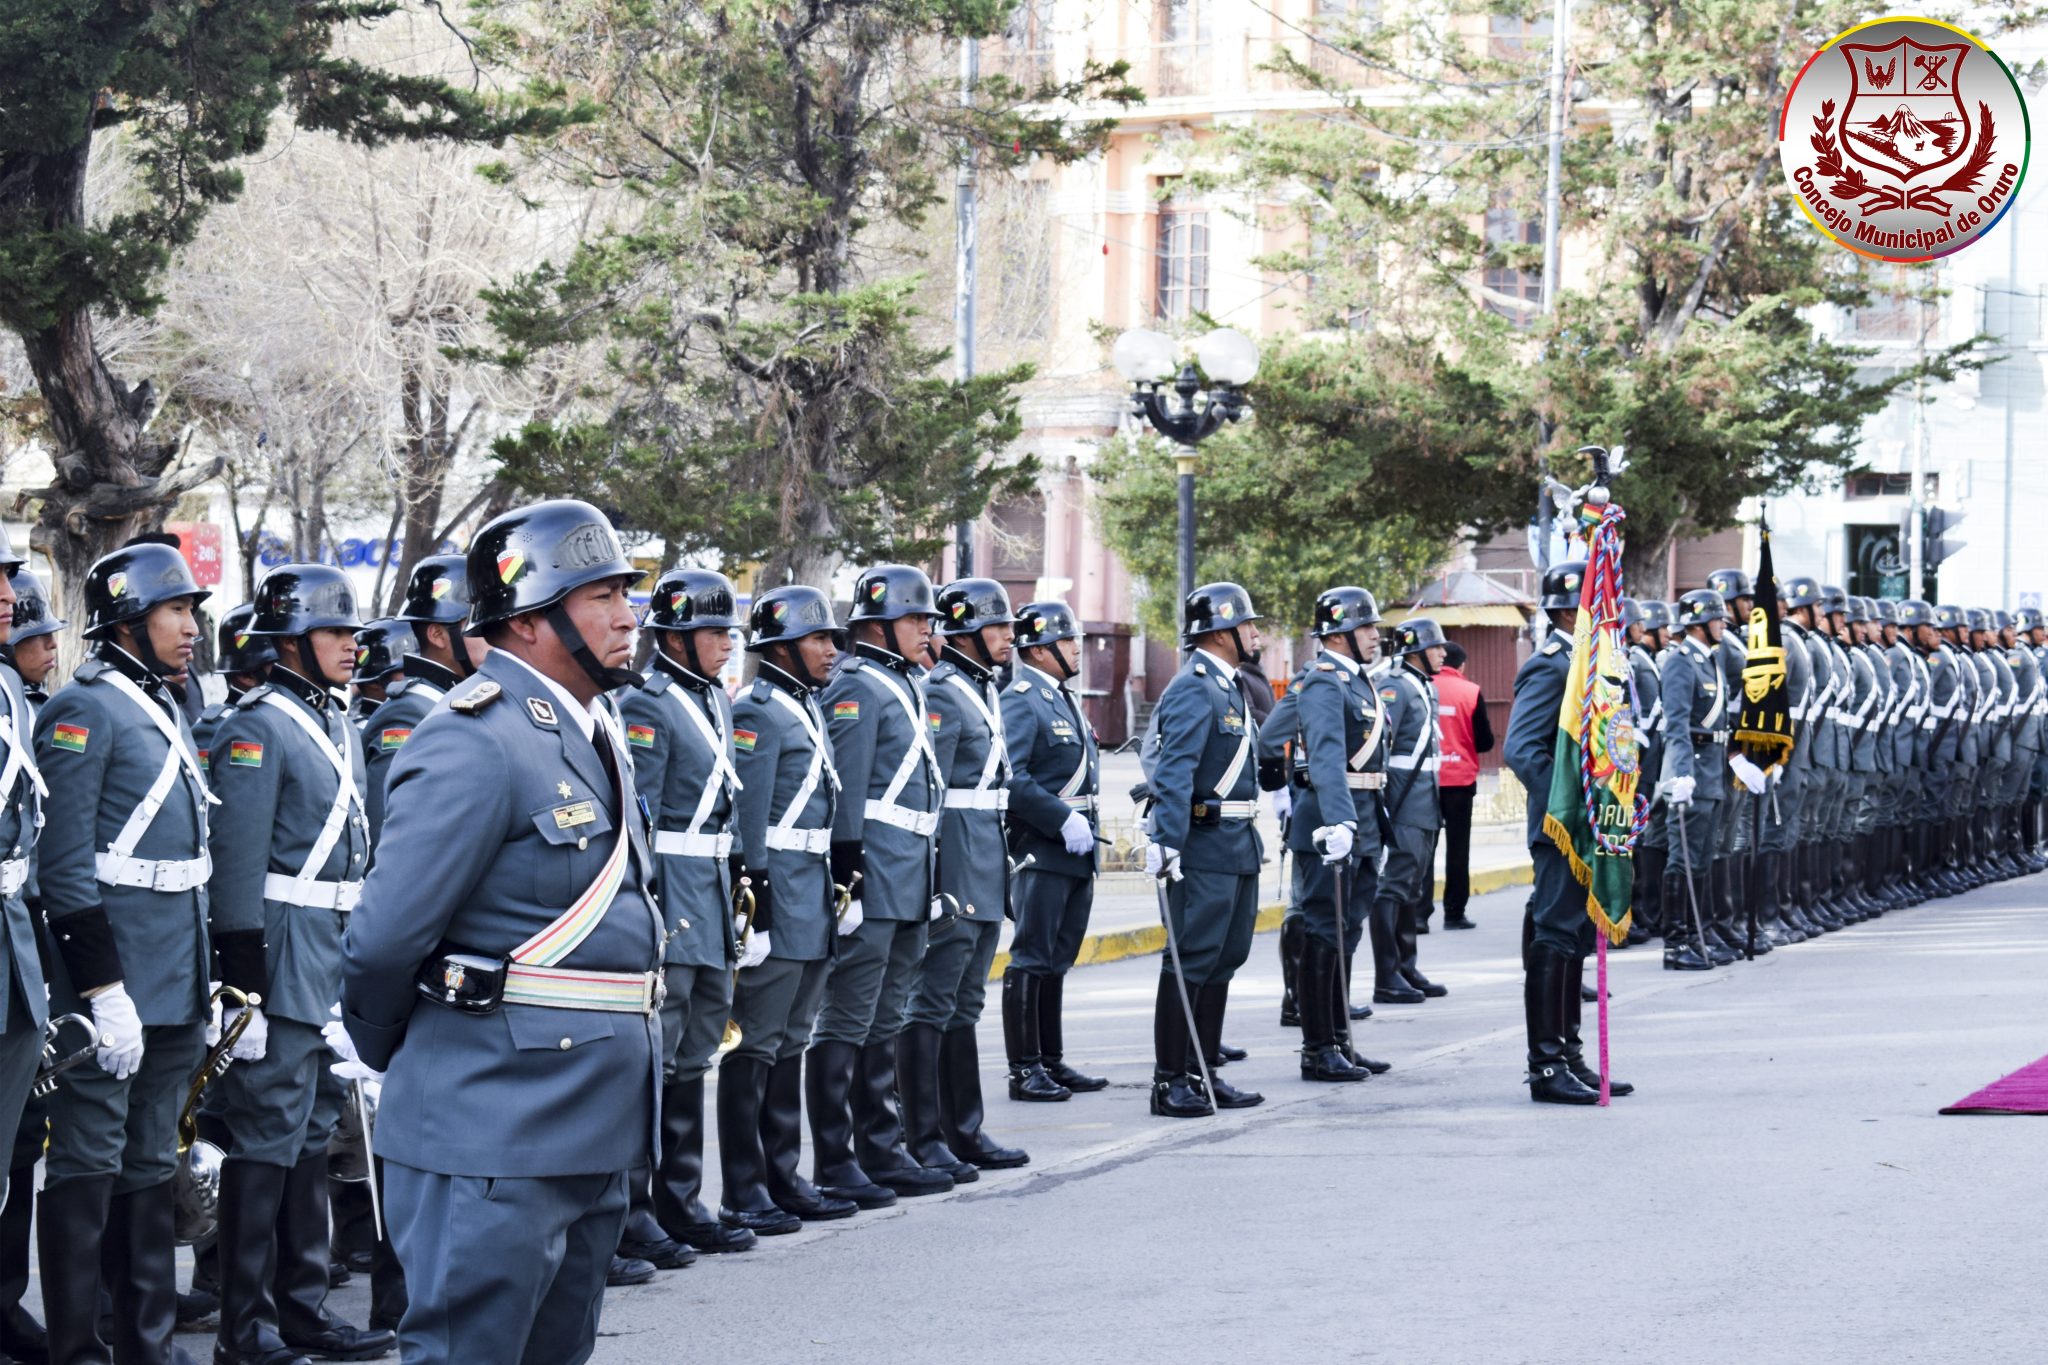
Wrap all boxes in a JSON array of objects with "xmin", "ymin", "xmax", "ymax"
[
  {"xmin": 727, "ymin": 958, "xmax": 830, "ymax": 1066},
  {"xmin": 907, "ymin": 915, "xmax": 1002, "ymax": 1031},
  {"xmin": 813, "ymin": 918, "xmax": 926, "ymax": 1047},
  {"xmin": 385, "ymin": 1162, "xmax": 627, "ymax": 1365},
  {"xmin": 1530, "ymin": 842, "xmax": 1596, "ymax": 959},
  {"xmin": 1377, "ymin": 823, "xmax": 1434, "ymax": 906},
  {"xmin": 215, "ymin": 1015, "xmax": 341, "ymax": 1167},
  {"xmin": 1763, "ymin": 767, "xmax": 1805, "ymax": 853},
  {"xmin": 45, "ymin": 1021, "xmax": 205, "ymax": 1194},
  {"xmin": 1291, "ymin": 851, "xmax": 1375, "ymax": 953},
  {"xmin": 0, "ymin": 994, "xmax": 39, "ymax": 1206},
  {"xmin": 1008, "ymin": 869, "xmax": 1094, "ymax": 975},
  {"xmin": 659, "ymin": 963, "xmax": 732, "ymax": 1084},
  {"xmin": 1664, "ymin": 798, "xmax": 1720, "ymax": 875},
  {"xmin": 1163, "ymin": 867, "xmax": 1259, "ymax": 986}
]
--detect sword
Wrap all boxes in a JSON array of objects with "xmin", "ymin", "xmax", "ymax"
[
  {"xmin": 1153, "ymin": 868, "xmax": 1216, "ymax": 1112},
  {"xmin": 354, "ymin": 1080, "xmax": 383, "ymax": 1242},
  {"xmin": 1746, "ymin": 789, "xmax": 1762, "ymax": 960},
  {"xmin": 1673, "ymin": 801, "xmax": 1714, "ymax": 968}
]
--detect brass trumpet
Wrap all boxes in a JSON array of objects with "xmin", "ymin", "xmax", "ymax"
[
  {"xmin": 717, "ymin": 877, "xmax": 757, "ymax": 1058},
  {"xmin": 32, "ymin": 1013, "xmax": 108, "ymax": 1097},
  {"xmin": 832, "ymin": 870, "xmax": 863, "ymax": 923},
  {"xmin": 173, "ymin": 985, "xmax": 260, "ymax": 1246}
]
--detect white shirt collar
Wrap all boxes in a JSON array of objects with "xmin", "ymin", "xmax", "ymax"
[
  {"xmin": 1017, "ymin": 661, "xmax": 1065, "ymax": 692},
  {"xmin": 1320, "ymin": 647, "xmax": 1362, "ymax": 677},
  {"xmin": 491, "ymin": 648, "xmax": 599, "ymax": 741},
  {"xmin": 1193, "ymin": 647, "xmax": 1238, "ymax": 683}
]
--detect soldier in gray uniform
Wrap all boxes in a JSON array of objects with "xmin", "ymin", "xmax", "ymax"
[
  {"xmin": 1835, "ymin": 596, "xmax": 1883, "ymax": 921},
  {"xmin": 1979, "ymin": 610, "xmax": 2021, "ymax": 877},
  {"xmin": 1703, "ymin": 569, "xmax": 1771, "ymax": 955},
  {"xmin": 1142, "ymin": 583, "xmax": 1268, "ymax": 1118},
  {"xmin": 198, "ymin": 605, "xmax": 278, "ymax": 773},
  {"xmin": 2003, "ymin": 610, "xmax": 2045, "ymax": 873},
  {"xmin": 999, "ymin": 601, "xmax": 1103, "ymax": 1102},
  {"xmin": 1938, "ymin": 604, "xmax": 1984, "ymax": 890},
  {"xmin": 208, "ymin": 564, "xmax": 390, "ymax": 1365},
  {"xmin": 348, "ymin": 620, "xmax": 412, "ymax": 728},
  {"xmin": 903, "ymin": 578, "xmax": 1029, "ymax": 1176},
  {"xmin": 1910, "ymin": 603, "xmax": 1965, "ymax": 896},
  {"xmin": 1785, "ymin": 578, "xmax": 1843, "ymax": 930},
  {"xmin": 0, "ymin": 545, "xmax": 46, "ymax": 1362},
  {"xmin": 1368, "ymin": 617, "xmax": 1447, "ymax": 1003},
  {"xmin": 812, "ymin": 565, "xmax": 952, "ymax": 1202},
  {"xmin": 34, "ymin": 542, "xmax": 214, "ymax": 1365},
  {"xmin": 1622, "ymin": 599, "xmax": 1669, "ymax": 942},
  {"xmin": 1873, "ymin": 600, "xmax": 1922, "ymax": 907},
  {"xmin": 1659, "ymin": 589, "xmax": 1732, "ymax": 970},
  {"xmin": 722, "ymin": 584, "xmax": 848, "ymax": 1235},
  {"xmin": 2018, "ymin": 608, "xmax": 2048, "ymax": 869},
  {"xmin": 615, "ymin": 568, "xmax": 760, "ymax": 1259},
  {"xmin": 337, "ymin": 499, "xmax": 660, "ymax": 1365},
  {"xmin": 1769, "ymin": 584, "xmax": 1821, "ymax": 937}
]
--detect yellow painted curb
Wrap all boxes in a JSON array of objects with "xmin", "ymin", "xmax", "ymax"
[{"xmin": 988, "ymin": 859, "xmax": 1535, "ymax": 978}]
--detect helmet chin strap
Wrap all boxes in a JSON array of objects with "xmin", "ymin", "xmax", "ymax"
[
  {"xmin": 439, "ymin": 623, "xmax": 477, "ymax": 681},
  {"xmin": 1230, "ymin": 626, "xmax": 1260, "ymax": 665},
  {"xmin": 545, "ymin": 603, "xmax": 639, "ymax": 691}
]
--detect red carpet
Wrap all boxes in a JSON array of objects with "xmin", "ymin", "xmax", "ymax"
[{"xmin": 1941, "ymin": 1054, "xmax": 2048, "ymax": 1114}]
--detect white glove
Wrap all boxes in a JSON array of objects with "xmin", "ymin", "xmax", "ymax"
[
  {"xmin": 227, "ymin": 1006, "xmax": 268, "ymax": 1062},
  {"xmin": 1268, "ymin": 786, "xmax": 1292, "ymax": 823},
  {"xmin": 330, "ymin": 1058, "xmax": 384, "ymax": 1085},
  {"xmin": 1727, "ymin": 753, "xmax": 1767, "ymax": 795},
  {"xmin": 1659, "ymin": 774, "xmax": 1697, "ymax": 806},
  {"xmin": 322, "ymin": 1015, "xmax": 361, "ymax": 1068},
  {"xmin": 737, "ymin": 929, "xmax": 771, "ymax": 969},
  {"xmin": 89, "ymin": 985, "xmax": 145, "ymax": 1081},
  {"xmin": 837, "ymin": 898, "xmax": 865, "ymax": 937},
  {"xmin": 1313, "ymin": 822, "xmax": 1356, "ymax": 865},
  {"xmin": 1143, "ymin": 843, "xmax": 1184, "ymax": 882},
  {"xmin": 206, "ymin": 982, "xmax": 224, "ymax": 1047},
  {"xmin": 1767, "ymin": 763, "xmax": 1784, "ymax": 786},
  {"xmin": 929, "ymin": 895, "xmax": 948, "ymax": 921},
  {"xmin": 1059, "ymin": 810, "xmax": 1095, "ymax": 856}
]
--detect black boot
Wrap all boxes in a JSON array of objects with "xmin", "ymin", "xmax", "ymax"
[
  {"xmin": 1634, "ymin": 841, "xmax": 1667, "ymax": 939},
  {"xmin": 1395, "ymin": 899, "xmax": 1447, "ymax": 996},
  {"xmin": 714, "ymin": 1057, "xmax": 801, "ymax": 1236},
  {"xmin": 937, "ymin": 1026, "xmax": 1027, "ymax": 1169},
  {"xmin": 1562, "ymin": 954, "xmax": 1632, "ymax": 1096},
  {"xmin": 39, "ymin": 1175, "xmax": 113, "ymax": 1365},
  {"xmin": 1332, "ymin": 945, "xmax": 1390, "ymax": 1074},
  {"xmin": 1369, "ymin": 897, "xmax": 1422, "ymax": 1002},
  {"xmin": 99, "ymin": 1178, "xmax": 202, "ymax": 1365},
  {"xmin": 1526, "ymin": 949, "xmax": 1600, "ymax": 1104},
  {"xmin": 802, "ymin": 1041, "xmax": 895, "ymax": 1209},
  {"xmin": 898, "ymin": 1024, "xmax": 977, "ymax": 1184},
  {"xmin": 854, "ymin": 1040, "xmax": 952, "ymax": 1196},
  {"xmin": 1661, "ymin": 869, "xmax": 1712, "ymax": 970},
  {"xmin": 1002, "ymin": 971, "xmax": 1069, "ymax": 1102},
  {"xmin": 1297, "ymin": 939, "xmax": 1369, "ymax": 1083},
  {"xmin": 1193, "ymin": 984, "xmax": 1262, "ymax": 1109},
  {"xmin": 274, "ymin": 1153, "xmax": 393, "ymax": 1361},
  {"xmin": 1344, "ymin": 947, "xmax": 1373, "ymax": 1019},
  {"xmin": 765, "ymin": 1054, "xmax": 856, "ymax": 1221},
  {"xmin": 653, "ymin": 1076, "xmax": 755, "ymax": 1253},
  {"xmin": 213, "ymin": 1161, "xmax": 304, "ymax": 1365},
  {"xmin": 1148, "ymin": 973, "xmax": 1213, "ymax": 1118},
  {"xmin": 1038, "ymin": 975, "xmax": 1106, "ymax": 1092},
  {"xmin": 617, "ymin": 1188, "xmax": 695, "ymax": 1271},
  {"xmin": 1278, "ymin": 914, "xmax": 1304, "ymax": 1027},
  {"xmin": 0, "ymin": 1158, "xmax": 45, "ymax": 1365}
]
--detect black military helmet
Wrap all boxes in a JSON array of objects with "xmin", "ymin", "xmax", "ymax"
[
  {"xmin": 1872, "ymin": 598, "xmax": 1899, "ymax": 626},
  {"xmin": 1391, "ymin": 615, "xmax": 1446, "ymax": 657},
  {"xmin": 747, "ymin": 584, "xmax": 846, "ymax": 652},
  {"xmin": 1705, "ymin": 568, "xmax": 1753, "ymax": 602},
  {"xmin": 646, "ymin": 568, "xmax": 739, "ymax": 632},
  {"xmin": 9, "ymin": 569, "xmax": 64, "ymax": 643},
  {"xmin": 397, "ymin": 554, "xmax": 470, "ymax": 626},
  {"xmin": 1014, "ymin": 600, "xmax": 1082, "ymax": 649},
  {"xmin": 1312, "ymin": 586, "xmax": 1381, "ymax": 637},
  {"xmin": 1619, "ymin": 596, "xmax": 1645, "ymax": 629},
  {"xmin": 82, "ymin": 542, "xmax": 210, "ymax": 639},
  {"xmin": 2015, "ymin": 606, "xmax": 2045, "ymax": 632},
  {"xmin": 352, "ymin": 619, "xmax": 414, "ymax": 685},
  {"xmin": 1820, "ymin": 584, "xmax": 1848, "ymax": 617},
  {"xmin": 1992, "ymin": 608, "xmax": 2014, "ymax": 631},
  {"xmin": 1640, "ymin": 599, "xmax": 1672, "ymax": 634},
  {"xmin": 1933, "ymin": 603, "xmax": 1968, "ymax": 630},
  {"xmin": 1896, "ymin": 599, "xmax": 1935, "ymax": 628},
  {"xmin": 1782, "ymin": 576, "xmax": 1823, "ymax": 610},
  {"xmin": 249, "ymin": 564, "xmax": 361, "ymax": 636},
  {"xmin": 216, "ymin": 603, "xmax": 276, "ymax": 674},
  {"xmin": 936, "ymin": 577, "xmax": 1015, "ymax": 637},
  {"xmin": 465, "ymin": 499, "xmax": 638, "ymax": 636},
  {"xmin": 849, "ymin": 564, "xmax": 941, "ymax": 623},
  {"xmin": 1675, "ymin": 588, "xmax": 1728, "ymax": 629},
  {"xmin": 1539, "ymin": 559, "xmax": 1587, "ymax": 611},
  {"xmin": 1843, "ymin": 597, "xmax": 1867, "ymax": 624},
  {"xmin": 0, "ymin": 520, "xmax": 23, "ymax": 578},
  {"xmin": 1182, "ymin": 582, "xmax": 1261, "ymax": 641},
  {"xmin": 1966, "ymin": 607, "xmax": 1992, "ymax": 632}
]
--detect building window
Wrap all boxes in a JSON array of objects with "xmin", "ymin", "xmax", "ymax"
[
  {"xmin": 1845, "ymin": 294, "xmax": 1925, "ymax": 341},
  {"xmin": 1482, "ymin": 195, "xmax": 1541, "ymax": 324},
  {"xmin": 1311, "ymin": 0, "xmax": 1381, "ymax": 83},
  {"xmin": 1152, "ymin": 0, "xmax": 1212, "ymax": 96},
  {"xmin": 1156, "ymin": 186, "xmax": 1209, "ymax": 322},
  {"xmin": 1845, "ymin": 472, "xmax": 1935, "ymax": 500},
  {"xmin": 1489, "ymin": 10, "xmax": 1554, "ymax": 60},
  {"xmin": 995, "ymin": 0, "xmax": 1055, "ymax": 85}
]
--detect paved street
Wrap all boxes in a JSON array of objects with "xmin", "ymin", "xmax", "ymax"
[{"xmin": 154, "ymin": 869, "xmax": 2048, "ymax": 1363}]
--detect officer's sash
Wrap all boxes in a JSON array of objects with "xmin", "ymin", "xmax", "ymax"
[{"xmin": 509, "ymin": 731, "xmax": 631, "ymax": 967}]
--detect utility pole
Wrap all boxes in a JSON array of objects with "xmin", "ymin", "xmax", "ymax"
[
  {"xmin": 1538, "ymin": 0, "xmax": 1570, "ymax": 315},
  {"xmin": 952, "ymin": 35, "xmax": 979, "ymax": 577},
  {"xmin": 1909, "ymin": 284, "xmax": 1927, "ymax": 598}
]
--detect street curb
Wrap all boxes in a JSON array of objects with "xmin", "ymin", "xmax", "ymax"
[{"xmin": 988, "ymin": 858, "xmax": 1535, "ymax": 979}]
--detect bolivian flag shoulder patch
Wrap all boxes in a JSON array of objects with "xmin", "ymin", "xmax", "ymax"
[
  {"xmin": 229, "ymin": 741, "xmax": 264, "ymax": 768},
  {"xmin": 831, "ymin": 700, "xmax": 860, "ymax": 720},
  {"xmin": 378, "ymin": 728, "xmax": 412, "ymax": 753},
  {"xmin": 733, "ymin": 729, "xmax": 758, "ymax": 752},
  {"xmin": 626, "ymin": 724, "xmax": 656, "ymax": 749},
  {"xmin": 52, "ymin": 724, "xmax": 89, "ymax": 753},
  {"xmin": 928, "ymin": 710, "xmax": 941, "ymax": 731}
]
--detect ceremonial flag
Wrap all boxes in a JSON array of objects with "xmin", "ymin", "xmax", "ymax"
[
  {"xmin": 1733, "ymin": 519, "xmax": 1794, "ymax": 768},
  {"xmin": 1542, "ymin": 500, "xmax": 1650, "ymax": 945}
]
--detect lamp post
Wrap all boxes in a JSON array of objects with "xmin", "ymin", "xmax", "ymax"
[{"xmin": 1112, "ymin": 327, "xmax": 1260, "ymax": 612}]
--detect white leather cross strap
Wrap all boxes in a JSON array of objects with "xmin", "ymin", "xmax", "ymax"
[
  {"xmin": 863, "ymin": 667, "xmax": 940, "ymax": 836},
  {"xmin": 0, "ymin": 858, "xmax": 27, "ymax": 898},
  {"xmin": 655, "ymin": 681, "xmax": 739, "ymax": 859},
  {"xmin": 1387, "ymin": 672, "xmax": 1438, "ymax": 772},
  {"xmin": 0, "ymin": 670, "xmax": 47, "ymax": 808},
  {"xmin": 942, "ymin": 672, "xmax": 1010, "ymax": 792},
  {"xmin": 95, "ymin": 670, "xmax": 214, "ymax": 892},
  {"xmin": 258, "ymin": 693, "xmax": 365, "ymax": 910},
  {"xmin": 765, "ymin": 687, "xmax": 838, "ymax": 847},
  {"xmin": 99, "ymin": 670, "xmax": 215, "ymax": 800},
  {"xmin": 1347, "ymin": 667, "xmax": 1388, "ymax": 772}
]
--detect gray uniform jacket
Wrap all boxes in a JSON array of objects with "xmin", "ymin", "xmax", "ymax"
[
  {"xmin": 207, "ymin": 672, "xmax": 371, "ymax": 1028},
  {"xmin": 1845, "ymin": 644, "xmax": 1881, "ymax": 772},
  {"xmin": 1281, "ymin": 649, "xmax": 1387, "ymax": 858},
  {"xmin": 1377, "ymin": 660, "xmax": 1441, "ymax": 831},
  {"xmin": 0, "ymin": 662, "xmax": 46, "ymax": 1034},
  {"xmin": 1147, "ymin": 650, "xmax": 1264, "ymax": 874},
  {"xmin": 361, "ymin": 660, "xmax": 463, "ymax": 847},
  {"xmin": 926, "ymin": 654, "xmax": 1011, "ymax": 927},
  {"xmin": 822, "ymin": 648, "xmax": 940, "ymax": 921},
  {"xmin": 618, "ymin": 657, "xmax": 735, "ymax": 969},
  {"xmin": 731, "ymin": 665, "xmax": 838, "ymax": 962},
  {"xmin": 1505, "ymin": 630, "xmax": 1572, "ymax": 848},
  {"xmin": 1001, "ymin": 662, "xmax": 1100, "ymax": 881},
  {"xmin": 1659, "ymin": 636, "xmax": 1729, "ymax": 802},
  {"xmin": 2011, "ymin": 644, "xmax": 2045, "ymax": 758},
  {"xmin": 1781, "ymin": 621, "xmax": 1816, "ymax": 776},
  {"xmin": 340, "ymin": 651, "xmax": 662, "ymax": 1178},
  {"xmin": 1890, "ymin": 642, "xmax": 1928, "ymax": 769},
  {"xmin": 1923, "ymin": 644, "xmax": 1964, "ymax": 766},
  {"xmin": 1628, "ymin": 641, "xmax": 1664, "ymax": 787},
  {"xmin": 34, "ymin": 654, "xmax": 212, "ymax": 1026},
  {"xmin": 1804, "ymin": 628, "xmax": 1839, "ymax": 772}
]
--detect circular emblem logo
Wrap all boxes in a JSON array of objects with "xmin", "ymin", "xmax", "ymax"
[
  {"xmin": 867, "ymin": 580, "xmax": 887, "ymax": 601},
  {"xmin": 771, "ymin": 600, "xmax": 790, "ymax": 623},
  {"xmin": 1779, "ymin": 17, "xmax": 2029, "ymax": 262}
]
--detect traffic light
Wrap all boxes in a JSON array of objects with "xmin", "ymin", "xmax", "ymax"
[{"xmin": 1924, "ymin": 506, "xmax": 1967, "ymax": 568}]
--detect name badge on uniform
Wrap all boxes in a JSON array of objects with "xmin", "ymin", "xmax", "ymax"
[
  {"xmin": 1051, "ymin": 722, "xmax": 1075, "ymax": 738},
  {"xmin": 1221, "ymin": 710, "xmax": 1245, "ymax": 733},
  {"xmin": 553, "ymin": 801, "xmax": 596, "ymax": 829}
]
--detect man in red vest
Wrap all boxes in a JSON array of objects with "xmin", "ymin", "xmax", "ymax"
[{"xmin": 1434, "ymin": 641, "xmax": 1494, "ymax": 930}]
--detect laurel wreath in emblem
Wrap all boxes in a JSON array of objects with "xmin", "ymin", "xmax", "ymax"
[{"xmin": 1810, "ymin": 98, "xmax": 1999, "ymax": 216}]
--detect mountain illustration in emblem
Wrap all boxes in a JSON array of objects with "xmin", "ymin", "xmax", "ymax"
[{"xmin": 1847, "ymin": 104, "xmax": 1964, "ymax": 172}]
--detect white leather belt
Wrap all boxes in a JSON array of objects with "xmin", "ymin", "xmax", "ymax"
[
  {"xmin": 764, "ymin": 827, "xmax": 831, "ymax": 854},
  {"xmin": 1062, "ymin": 795, "xmax": 1097, "ymax": 811},
  {"xmin": 95, "ymin": 851, "xmax": 211, "ymax": 893},
  {"xmin": 943, "ymin": 789, "xmax": 1009, "ymax": 811},
  {"xmin": 0, "ymin": 858, "xmax": 25, "ymax": 898},
  {"xmin": 654, "ymin": 830, "xmax": 734, "ymax": 858},
  {"xmin": 263, "ymin": 873, "xmax": 363, "ymax": 911},
  {"xmin": 1192, "ymin": 799, "xmax": 1259, "ymax": 820},
  {"xmin": 864, "ymin": 801, "xmax": 940, "ymax": 836},
  {"xmin": 1345, "ymin": 772, "xmax": 1387, "ymax": 790},
  {"xmin": 503, "ymin": 964, "xmax": 664, "ymax": 1014},
  {"xmin": 1387, "ymin": 756, "xmax": 1440, "ymax": 772}
]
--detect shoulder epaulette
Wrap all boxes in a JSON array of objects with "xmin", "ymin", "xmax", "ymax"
[
  {"xmin": 842, "ymin": 656, "xmax": 865, "ymax": 672},
  {"xmin": 1316, "ymin": 661, "xmax": 1336, "ymax": 671},
  {"xmin": 1541, "ymin": 640, "xmax": 1564, "ymax": 656},
  {"xmin": 450, "ymin": 681, "xmax": 503, "ymax": 715},
  {"xmin": 1012, "ymin": 681, "xmax": 1031, "ymax": 694},
  {"xmin": 1193, "ymin": 663, "xmax": 1207, "ymax": 676}
]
